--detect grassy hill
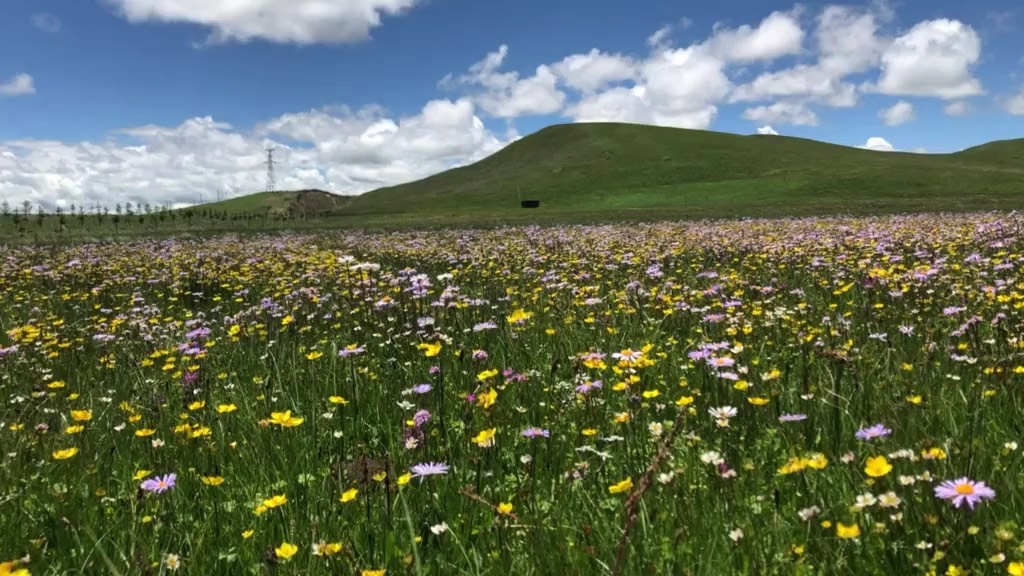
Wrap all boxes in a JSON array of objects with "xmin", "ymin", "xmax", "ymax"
[
  {"xmin": 339, "ymin": 123, "xmax": 1024, "ymax": 224},
  {"xmin": 189, "ymin": 189, "xmax": 350, "ymax": 217}
]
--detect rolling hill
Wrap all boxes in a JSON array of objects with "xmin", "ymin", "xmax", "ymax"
[
  {"xmin": 336, "ymin": 123, "xmax": 1024, "ymax": 224},
  {"xmin": 187, "ymin": 189, "xmax": 350, "ymax": 217}
]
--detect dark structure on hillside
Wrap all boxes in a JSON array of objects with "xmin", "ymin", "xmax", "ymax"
[{"xmin": 520, "ymin": 200, "xmax": 540, "ymax": 208}]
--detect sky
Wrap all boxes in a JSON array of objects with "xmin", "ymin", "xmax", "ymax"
[{"xmin": 1, "ymin": 0, "xmax": 1023, "ymax": 210}]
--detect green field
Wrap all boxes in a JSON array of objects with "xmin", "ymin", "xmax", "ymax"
[{"xmin": 3, "ymin": 214, "xmax": 1024, "ymax": 575}]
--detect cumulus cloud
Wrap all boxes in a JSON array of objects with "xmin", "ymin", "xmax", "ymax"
[
  {"xmin": 1004, "ymin": 91, "xmax": 1024, "ymax": 115},
  {"xmin": 566, "ymin": 46, "xmax": 729, "ymax": 129},
  {"xmin": 730, "ymin": 4, "xmax": 890, "ymax": 107},
  {"xmin": 31, "ymin": 13, "xmax": 62, "ymax": 33},
  {"xmin": 551, "ymin": 49, "xmax": 637, "ymax": 93},
  {"xmin": 879, "ymin": 100, "xmax": 915, "ymax": 126},
  {"xmin": 944, "ymin": 100, "xmax": 970, "ymax": 116},
  {"xmin": 756, "ymin": 125, "xmax": 779, "ymax": 135},
  {"xmin": 0, "ymin": 99, "xmax": 509, "ymax": 210},
  {"xmin": 702, "ymin": 10, "xmax": 805, "ymax": 63},
  {"xmin": 859, "ymin": 136, "xmax": 896, "ymax": 151},
  {"xmin": 442, "ymin": 45, "xmax": 566, "ymax": 118},
  {"xmin": 742, "ymin": 101, "xmax": 818, "ymax": 126},
  {"xmin": 868, "ymin": 19, "xmax": 983, "ymax": 99},
  {"xmin": 0, "ymin": 74, "xmax": 35, "ymax": 97},
  {"xmin": 103, "ymin": 0, "xmax": 424, "ymax": 44}
]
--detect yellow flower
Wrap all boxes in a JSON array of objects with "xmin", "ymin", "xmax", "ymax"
[
  {"xmin": 864, "ymin": 456, "xmax": 892, "ymax": 478},
  {"xmin": 340, "ymin": 488, "xmax": 359, "ymax": 503},
  {"xmin": 608, "ymin": 478, "xmax": 634, "ymax": 494},
  {"xmin": 1008, "ymin": 562, "xmax": 1024, "ymax": 576},
  {"xmin": 476, "ymin": 369, "xmax": 499, "ymax": 381},
  {"xmin": 305, "ymin": 351, "xmax": 323, "ymax": 360},
  {"xmin": 216, "ymin": 404, "xmax": 237, "ymax": 413},
  {"xmin": 922, "ymin": 447, "xmax": 947, "ymax": 460},
  {"xmin": 0, "ymin": 558, "xmax": 31, "ymax": 576},
  {"xmin": 476, "ymin": 388, "xmax": 497, "ymax": 410},
  {"xmin": 241, "ymin": 529, "xmax": 254, "ymax": 539},
  {"xmin": 70, "ymin": 410, "xmax": 92, "ymax": 422},
  {"xmin": 836, "ymin": 522, "xmax": 861, "ymax": 539},
  {"xmin": 675, "ymin": 396, "xmax": 694, "ymax": 407},
  {"xmin": 200, "ymin": 476, "xmax": 225, "ymax": 486},
  {"xmin": 614, "ymin": 412, "xmax": 631, "ymax": 423},
  {"xmin": 274, "ymin": 542, "xmax": 298, "ymax": 561},
  {"xmin": 269, "ymin": 411, "xmax": 304, "ymax": 428},
  {"xmin": 397, "ymin": 473, "xmax": 412, "ymax": 486},
  {"xmin": 581, "ymin": 428, "xmax": 598, "ymax": 436},
  {"xmin": 328, "ymin": 396, "xmax": 349, "ymax": 405},
  {"xmin": 313, "ymin": 541, "xmax": 343, "ymax": 557},
  {"xmin": 133, "ymin": 469, "xmax": 152, "ymax": 481},
  {"xmin": 506, "ymin": 309, "xmax": 533, "ymax": 324},
  {"xmin": 497, "ymin": 502, "xmax": 514, "ymax": 515},
  {"xmin": 642, "ymin": 390, "xmax": 660, "ymax": 399},
  {"xmin": 417, "ymin": 342, "xmax": 442, "ymax": 357},
  {"xmin": 262, "ymin": 494, "xmax": 288, "ymax": 508},
  {"xmin": 362, "ymin": 570, "xmax": 386, "ymax": 576},
  {"xmin": 135, "ymin": 428, "xmax": 156, "ymax": 437},
  {"xmin": 906, "ymin": 395, "xmax": 923, "ymax": 405},
  {"xmin": 472, "ymin": 428, "xmax": 497, "ymax": 448},
  {"xmin": 747, "ymin": 396, "xmax": 770, "ymax": 406},
  {"xmin": 52, "ymin": 447, "xmax": 78, "ymax": 460},
  {"xmin": 64, "ymin": 425, "xmax": 84, "ymax": 435},
  {"xmin": 187, "ymin": 401, "xmax": 205, "ymax": 411},
  {"xmin": 48, "ymin": 380, "xmax": 66, "ymax": 389}
]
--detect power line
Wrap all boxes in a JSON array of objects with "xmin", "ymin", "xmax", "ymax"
[{"xmin": 265, "ymin": 148, "xmax": 277, "ymax": 193}]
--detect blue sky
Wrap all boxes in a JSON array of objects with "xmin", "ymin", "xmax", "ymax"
[{"xmin": 1, "ymin": 0, "xmax": 1022, "ymax": 208}]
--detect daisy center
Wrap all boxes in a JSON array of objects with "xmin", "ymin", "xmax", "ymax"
[{"xmin": 954, "ymin": 483, "xmax": 975, "ymax": 495}]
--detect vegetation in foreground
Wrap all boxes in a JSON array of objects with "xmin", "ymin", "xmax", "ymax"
[{"xmin": 2, "ymin": 214, "xmax": 1024, "ymax": 575}]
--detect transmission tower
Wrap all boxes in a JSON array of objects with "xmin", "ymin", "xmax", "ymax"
[{"xmin": 265, "ymin": 148, "xmax": 277, "ymax": 193}]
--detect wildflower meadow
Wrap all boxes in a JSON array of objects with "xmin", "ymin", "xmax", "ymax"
[{"xmin": 2, "ymin": 213, "xmax": 1024, "ymax": 575}]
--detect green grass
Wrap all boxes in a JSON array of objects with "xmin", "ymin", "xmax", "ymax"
[
  {"xmin": 2, "ymin": 214, "xmax": 1023, "ymax": 575},
  {"xmin": 346, "ymin": 123, "xmax": 1024, "ymax": 220}
]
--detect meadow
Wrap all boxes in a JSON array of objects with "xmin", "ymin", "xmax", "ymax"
[{"xmin": 2, "ymin": 213, "xmax": 1024, "ymax": 575}]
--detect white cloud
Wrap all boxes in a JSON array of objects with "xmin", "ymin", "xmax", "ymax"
[
  {"xmin": 859, "ymin": 136, "xmax": 895, "ymax": 151},
  {"xmin": 104, "ymin": 0, "xmax": 423, "ymax": 44},
  {"xmin": 31, "ymin": 13, "xmax": 62, "ymax": 33},
  {"xmin": 703, "ymin": 10, "xmax": 804, "ymax": 63},
  {"xmin": 879, "ymin": 100, "xmax": 915, "ymax": 126},
  {"xmin": 944, "ymin": 100, "xmax": 970, "ymax": 116},
  {"xmin": 756, "ymin": 125, "xmax": 779, "ymax": 135},
  {"xmin": 0, "ymin": 74, "xmax": 35, "ymax": 96},
  {"xmin": 869, "ymin": 19, "xmax": 983, "ymax": 99},
  {"xmin": 1004, "ymin": 91, "xmax": 1024, "ymax": 115},
  {"xmin": 567, "ymin": 45, "xmax": 729, "ymax": 130},
  {"xmin": 742, "ymin": 101, "xmax": 818, "ymax": 125},
  {"xmin": 551, "ymin": 49, "xmax": 636, "ymax": 93},
  {"xmin": 730, "ymin": 4, "xmax": 890, "ymax": 107},
  {"xmin": 443, "ymin": 45, "xmax": 566, "ymax": 118},
  {"xmin": 0, "ymin": 99, "xmax": 509, "ymax": 209}
]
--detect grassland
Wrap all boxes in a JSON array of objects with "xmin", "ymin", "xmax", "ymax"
[
  {"xmin": 2, "ymin": 214, "xmax": 1024, "ymax": 575},
  {"xmin": 346, "ymin": 123, "xmax": 1024, "ymax": 221}
]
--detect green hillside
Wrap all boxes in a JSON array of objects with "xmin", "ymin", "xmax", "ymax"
[
  {"xmin": 193, "ymin": 189, "xmax": 350, "ymax": 216},
  {"xmin": 342, "ymin": 123, "xmax": 1024, "ymax": 223}
]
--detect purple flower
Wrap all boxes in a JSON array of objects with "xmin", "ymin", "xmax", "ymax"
[
  {"xmin": 855, "ymin": 424, "xmax": 892, "ymax": 441},
  {"xmin": 778, "ymin": 413, "xmax": 807, "ymax": 423},
  {"xmin": 411, "ymin": 384, "xmax": 432, "ymax": 395},
  {"xmin": 140, "ymin": 473, "xmax": 177, "ymax": 493},
  {"xmin": 575, "ymin": 380, "xmax": 602, "ymax": 394},
  {"xmin": 413, "ymin": 409, "xmax": 432, "ymax": 427},
  {"xmin": 428, "ymin": 365, "xmax": 441, "ymax": 375},
  {"xmin": 410, "ymin": 462, "xmax": 449, "ymax": 478},
  {"xmin": 934, "ymin": 477, "xmax": 995, "ymax": 509},
  {"xmin": 521, "ymin": 427, "xmax": 550, "ymax": 438},
  {"xmin": 472, "ymin": 350, "xmax": 489, "ymax": 361}
]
